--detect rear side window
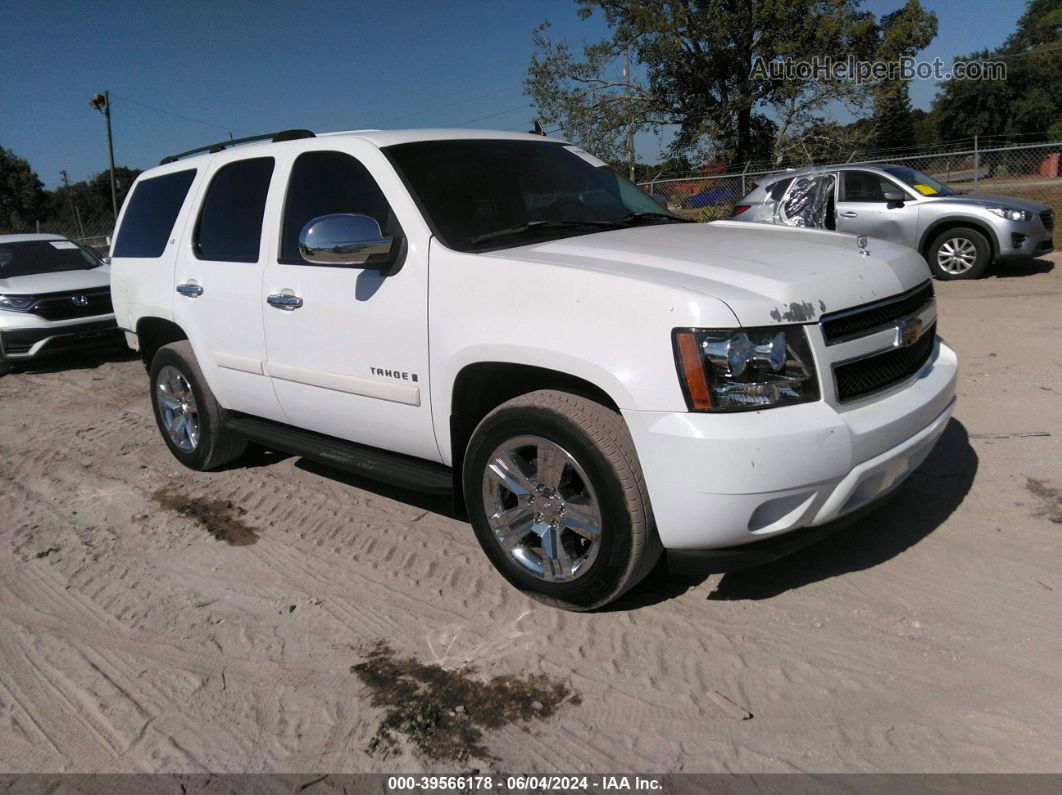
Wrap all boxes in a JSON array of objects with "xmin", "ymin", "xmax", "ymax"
[
  {"xmin": 279, "ymin": 151, "xmax": 398, "ymax": 265},
  {"xmin": 112, "ymin": 169, "xmax": 196, "ymax": 258},
  {"xmin": 195, "ymin": 157, "xmax": 275, "ymax": 262},
  {"xmin": 768, "ymin": 177, "xmax": 793, "ymax": 202}
]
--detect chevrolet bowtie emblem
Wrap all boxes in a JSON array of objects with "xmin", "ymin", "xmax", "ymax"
[{"xmin": 895, "ymin": 315, "xmax": 925, "ymax": 348}]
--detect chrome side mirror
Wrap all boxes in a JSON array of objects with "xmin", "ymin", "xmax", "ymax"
[
  {"xmin": 298, "ymin": 213, "xmax": 393, "ymax": 266},
  {"xmin": 883, "ymin": 190, "xmax": 906, "ymax": 204}
]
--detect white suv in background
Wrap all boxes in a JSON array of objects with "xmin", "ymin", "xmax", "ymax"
[
  {"xmin": 0, "ymin": 233, "xmax": 122, "ymax": 373},
  {"xmin": 110, "ymin": 128, "xmax": 958, "ymax": 609}
]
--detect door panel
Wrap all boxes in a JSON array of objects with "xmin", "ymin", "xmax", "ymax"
[
  {"xmin": 171, "ymin": 156, "xmax": 285, "ymax": 421},
  {"xmin": 261, "ymin": 147, "xmax": 438, "ymax": 462},
  {"xmin": 836, "ymin": 171, "xmax": 920, "ymax": 248}
]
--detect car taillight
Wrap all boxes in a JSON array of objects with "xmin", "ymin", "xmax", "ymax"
[{"xmin": 731, "ymin": 205, "xmax": 751, "ymax": 217}]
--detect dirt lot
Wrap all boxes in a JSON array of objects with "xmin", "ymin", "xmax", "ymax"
[{"xmin": 1, "ymin": 254, "xmax": 1060, "ymax": 774}]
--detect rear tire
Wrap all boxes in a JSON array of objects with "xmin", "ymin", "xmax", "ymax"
[
  {"xmin": 149, "ymin": 341, "xmax": 246, "ymax": 470},
  {"xmin": 463, "ymin": 390, "xmax": 661, "ymax": 610},
  {"xmin": 927, "ymin": 227, "xmax": 991, "ymax": 279}
]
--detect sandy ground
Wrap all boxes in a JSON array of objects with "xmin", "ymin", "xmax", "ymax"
[{"xmin": 1, "ymin": 254, "xmax": 1060, "ymax": 774}]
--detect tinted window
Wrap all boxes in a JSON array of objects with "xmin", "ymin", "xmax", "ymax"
[
  {"xmin": 0, "ymin": 240, "xmax": 102, "ymax": 279},
  {"xmin": 113, "ymin": 169, "xmax": 196, "ymax": 258},
  {"xmin": 280, "ymin": 151, "xmax": 398, "ymax": 264},
  {"xmin": 195, "ymin": 158, "xmax": 274, "ymax": 262},
  {"xmin": 768, "ymin": 177, "xmax": 793, "ymax": 201},
  {"xmin": 842, "ymin": 171, "xmax": 901, "ymax": 202},
  {"xmin": 385, "ymin": 140, "xmax": 677, "ymax": 252}
]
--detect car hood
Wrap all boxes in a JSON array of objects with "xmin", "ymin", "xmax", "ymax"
[
  {"xmin": 935, "ymin": 193, "xmax": 1051, "ymax": 213},
  {"xmin": 0, "ymin": 265, "xmax": 110, "ymax": 295},
  {"xmin": 489, "ymin": 221, "xmax": 929, "ymax": 326}
]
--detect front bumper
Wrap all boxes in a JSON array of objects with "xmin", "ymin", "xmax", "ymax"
[
  {"xmin": 994, "ymin": 216, "xmax": 1054, "ymax": 261},
  {"xmin": 0, "ymin": 315, "xmax": 122, "ymax": 361},
  {"xmin": 623, "ymin": 338, "xmax": 958, "ymax": 551}
]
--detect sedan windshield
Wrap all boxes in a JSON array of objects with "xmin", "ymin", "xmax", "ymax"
[
  {"xmin": 882, "ymin": 166, "xmax": 955, "ymax": 197},
  {"xmin": 384, "ymin": 139, "xmax": 685, "ymax": 251},
  {"xmin": 0, "ymin": 240, "xmax": 103, "ymax": 279}
]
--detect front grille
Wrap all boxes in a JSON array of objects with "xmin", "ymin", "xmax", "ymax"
[
  {"xmin": 820, "ymin": 282, "xmax": 934, "ymax": 345},
  {"xmin": 834, "ymin": 322, "xmax": 936, "ymax": 402},
  {"xmin": 1041, "ymin": 210, "xmax": 1054, "ymax": 232},
  {"xmin": 1, "ymin": 319, "xmax": 120, "ymax": 356},
  {"xmin": 29, "ymin": 289, "xmax": 113, "ymax": 321}
]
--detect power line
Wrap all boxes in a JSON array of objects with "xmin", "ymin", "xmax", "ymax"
[
  {"xmin": 959, "ymin": 43, "xmax": 1062, "ymax": 63},
  {"xmin": 109, "ymin": 92, "xmax": 250, "ymax": 135},
  {"xmin": 449, "ymin": 103, "xmax": 533, "ymax": 127},
  {"xmin": 385, "ymin": 83, "xmax": 524, "ymax": 125}
]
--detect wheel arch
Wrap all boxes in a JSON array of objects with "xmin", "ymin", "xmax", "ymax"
[
  {"xmin": 448, "ymin": 361, "xmax": 623, "ymax": 512},
  {"xmin": 919, "ymin": 217, "xmax": 998, "ymax": 261},
  {"xmin": 135, "ymin": 316, "xmax": 189, "ymax": 370}
]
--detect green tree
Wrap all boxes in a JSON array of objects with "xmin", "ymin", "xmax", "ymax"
[
  {"xmin": 40, "ymin": 166, "xmax": 141, "ymax": 236},
  {"xmin": 528, "ymin": 0, "xmax": 941, "ymax": 167},
  {"xmin": 872, "ymin": 82, "xmax": 917, "ymax": 152},
  {"xmin": 934, "ymin": 0, "xmax": 1061, "ymax": 143},
  {"xmin": 869, "ymin": 0, "xmax": 938, "ymax": 152},
  {"xmin": 0, "ymin": 147, "xmax": 45, "ymax": 232}
]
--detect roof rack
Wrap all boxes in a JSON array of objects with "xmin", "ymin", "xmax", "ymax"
[{"xmin": 159, "ymin": 129, "xmax": 316, "ymax": 165}]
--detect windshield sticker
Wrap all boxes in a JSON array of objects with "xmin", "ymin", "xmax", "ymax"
[
  {"xmin": 912, "ymin": 184, "xmax": 938, "ymax": 195},
  {"xmin": 564, "ymin": 145, "xmax": 608, "ymax": 169},
  {"xmin": 49, "ymin": 241, "xmax": 79, "ymax": 249}
]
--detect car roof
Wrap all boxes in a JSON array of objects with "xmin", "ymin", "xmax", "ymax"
[
  {"xmin": 761, "ymin": 163, "xmax": 910, "ymax": 183},
  {"xmin": 153, "ymin": 128, "xmax": 569, "ymax": 169},
  {"xmin": 0, "ymin": 233, "xmax": 69, "ymax": 243},
  {"xmin": 321, "ymin": 128, "xmax": 567, "ymax": 147}
]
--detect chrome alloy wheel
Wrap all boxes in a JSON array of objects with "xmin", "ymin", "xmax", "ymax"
[
  {"xmin": 936, "ymin": 237, "xmax": 978, "ymax": 274},
  {"xmin": 481, "ymin": 435, "xmax": 602, "ymax": 583},
  {"xmin": 156, "ymin": 365, "xmax": 200, "ymax": 452}
]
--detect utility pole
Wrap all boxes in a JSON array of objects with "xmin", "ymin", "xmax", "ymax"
[
  {"xmin": 60, "ymin": 169, "xmax": 85, "ymax": 238},
  {"xmin": 624, "ymin": 43, "xmax": 635, "ymax": 181},
  {"xmin": 89, "ymin": 91, "xmax": 118, "ymax": 223}
]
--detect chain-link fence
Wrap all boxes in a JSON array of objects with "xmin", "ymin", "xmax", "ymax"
[{"xmin": 641, "ymin": 140, "xmax": 1062, "ymax": 224}]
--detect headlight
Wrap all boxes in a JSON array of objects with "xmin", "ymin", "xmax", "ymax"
[
  {"xmin": 0, "ymin": 294, "xmax": 37, "ymax": 312},
  {"xmin": 987, "ymin": 207, "xmax": 1032, "ymax": 222},
  {"xmin": 673, "ymin": 325, "xmax": 819, "ymax": 411}
]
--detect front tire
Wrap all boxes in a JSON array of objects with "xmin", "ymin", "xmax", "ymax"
[
  {"xmin": 927, "ymin": 227, "xmax": 991, "ymax": 279},
  {"xmin": 463, "ymin": 390, "xmax": 661, "ymax": 610},
  {"xmin": 149, "ymin": 341, "xmax": 246, "ymax": 470}
]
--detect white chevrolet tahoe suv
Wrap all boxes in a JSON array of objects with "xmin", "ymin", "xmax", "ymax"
[{"xmin": 111, "ymin": 128, "xmax": 958, "ymax": 610}]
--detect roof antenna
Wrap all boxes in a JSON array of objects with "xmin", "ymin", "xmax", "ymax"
[{"xmin": 529, "ymin": 120, "xmax": 545, "ymax": 136}]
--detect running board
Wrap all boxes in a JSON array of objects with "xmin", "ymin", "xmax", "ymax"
[{"xmin": 224, "ymin": 414, "xmax": 452, "ymax": 493}]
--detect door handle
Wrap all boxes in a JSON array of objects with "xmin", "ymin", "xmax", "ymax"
[
  {"xmin": 267, "ymin": 291, "xmax": 304, "ymax": 311},
  {"xmin": 175, "ymin": 282, "xmax": 204, "ymax": 298},
  {"xmin": 840, "ymin": 211, "xmax": 858, "ymax": 218}
]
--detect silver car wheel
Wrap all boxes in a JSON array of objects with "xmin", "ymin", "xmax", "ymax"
[
  {"xmin": 156, "ymin": 365, "xmax": 200, "ymax": 452},
  {"xmin": 481, "ymin": 435, "xmax": 602, "ymax": 583},
  {"xmin": 936, "ymin": 237, "xmax": 978, "ymax": 274}
]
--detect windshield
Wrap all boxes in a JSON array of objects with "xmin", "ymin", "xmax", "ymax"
[
  {"xmin": 384, "ymin": 139, "xmax": 683, "ymax": 251},
  {"xmin": 0, "ymin": 239, "xmax": 103, "ymax": 279},
  {"xmin": 882, "ymin": 166, "xmax": 955, "ymax": 196}
]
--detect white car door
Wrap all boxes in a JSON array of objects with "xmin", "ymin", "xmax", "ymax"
[
  {"xmin": 260, "ymin": 143, "xmax": 439, "ymax": 462},
  {"xmin": 171, "ymin": 155, "xmax": 285, "ymax": 422}
]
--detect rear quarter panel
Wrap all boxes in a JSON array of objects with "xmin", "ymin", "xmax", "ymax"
[{"xmin": 109, "ymin": 165, "xmax": 207, "ymax": 333}]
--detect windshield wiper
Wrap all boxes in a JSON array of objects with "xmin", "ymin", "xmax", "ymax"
[
  {"xmin": 469, "ymin": 219, "xmax": 623, "ymax": 245},
  {"xmin": 613, "ymin": 211, "xmax": 692, "ymax": 225}
]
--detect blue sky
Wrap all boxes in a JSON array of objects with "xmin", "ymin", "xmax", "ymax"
[{"xmin": 1, "ymin": 0, "xmax": 1028, "ymax": 188}]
